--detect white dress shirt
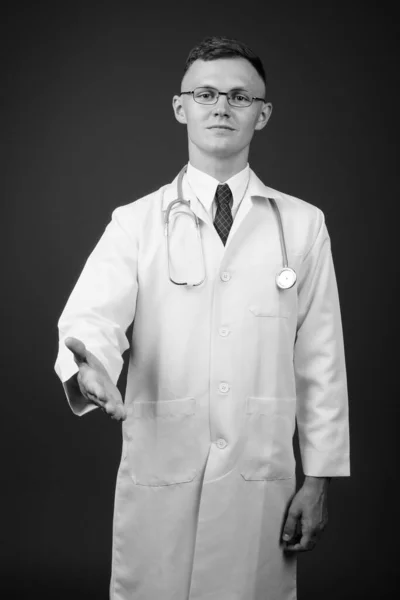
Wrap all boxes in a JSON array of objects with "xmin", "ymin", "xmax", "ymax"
[{"xmin": 186, "ymin": 162, "xmax": 250, "ymax": 221}]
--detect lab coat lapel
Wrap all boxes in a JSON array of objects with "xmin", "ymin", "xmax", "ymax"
[
  {"xmin": 162, "ymin": 168, "xmax": 284, "ymax": 262},
  {"xmin": 223, "ymin": 170, "xmax": 282, "ymax": 260},
  {"xmin": 161, "ymin": 172, "xmax": 213, "ymax": 228}
]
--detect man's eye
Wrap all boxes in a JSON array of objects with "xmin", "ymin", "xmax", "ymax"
[
  {"xmin": 199, "ymin": 91, "xmax": 215, "ymax": 99},
  {"xmin": 234, "ymin": 94, "xmax": 248, "ymax": 102}
]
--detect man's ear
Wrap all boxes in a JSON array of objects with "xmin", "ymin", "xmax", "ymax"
[
  {"xmin": 254, "ymin": 102, "xmax": 272, "ymax": 131},
  {"xmin": 172, "ymin": 95, "xmax": 187, "ymax": 124}
]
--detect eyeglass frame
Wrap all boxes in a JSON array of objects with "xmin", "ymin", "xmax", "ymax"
[{"xmin": 179, "ymin": 87, "xmax": 267, "ymax": 107}]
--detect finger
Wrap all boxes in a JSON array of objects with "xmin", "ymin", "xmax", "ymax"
[
  {"xmin": 76, "ymin": 371, "xmax": 104, "ymax": 406},
  {"xmin": 284, "ymin": 528, "xmax": 317, "ymax": 553},
  {"xmin": 284, "ymin": 542, "xmax": 305, "ymax": 553},
  {"xmin": 85, "ymin": 380, "xmax": 108, "ymax": 407},
  {"xmin": 104, "ymin": 401, "xmax": 127, "ymax": 421},
  {"xmin": 102, "ymin": 383, "xmax": 126, "ymax": 420},
  {"xmin": 103, "ymin": 389, "xmax": 127, "ymax": 419},
  {"xmin": 282, "ymin": 510, "xmax": 300, "ymax": 544},
  {"xmin": 65, "ymin": 337, "xmax": 88, "ymax": 366},
  {"xmin": 86, "ymin": 390, "xmax": 107, "ymax": 408},
  {"xmin": 284, "ymin": 538, "xmax": 317, "ymax": 553},
  {"xmin": 112, "ymin": 402, "xmax": 127, "ymax": 421}
]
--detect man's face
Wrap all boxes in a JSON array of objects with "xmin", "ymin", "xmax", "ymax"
[{"xmin": 172, "ymin": 57, "xmax": 272, "ymax": 159}]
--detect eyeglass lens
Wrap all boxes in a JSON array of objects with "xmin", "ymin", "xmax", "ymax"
[{"xmin": 193, "ymin": 87, "xmax": 252, "ymax": 107}]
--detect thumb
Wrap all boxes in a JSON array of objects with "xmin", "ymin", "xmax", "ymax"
[
  {"xmin": 282, "ymin": 507, "xmax": 301, "ymax": 543},
  {"xmin": 64, "ymin": 337, "xmax": 88, "ymax": 366}
]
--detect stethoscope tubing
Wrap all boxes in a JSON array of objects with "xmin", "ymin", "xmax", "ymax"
[
  {"xmin": 164, "ymin": 173, "xmax": 206, "ymax": 286},
  {"xmin": 164, "ymin": 166, "xmax": 296, "ymax": 288}
]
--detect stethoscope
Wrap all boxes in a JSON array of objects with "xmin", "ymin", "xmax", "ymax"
[{"xmin": 163, "ymin": 166, "xmax": 297, "ymax": 289}]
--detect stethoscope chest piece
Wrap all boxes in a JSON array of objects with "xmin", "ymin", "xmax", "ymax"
[{"xmin": 276, "ymin": 267, "xmax": 297, "ymax": 289}]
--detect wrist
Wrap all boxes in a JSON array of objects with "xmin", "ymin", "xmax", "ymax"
[{"xmin": 303, "ymin": 475, "xmax": 331, "ymax": 489}]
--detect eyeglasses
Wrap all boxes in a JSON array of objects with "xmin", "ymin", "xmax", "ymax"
[{"xmin": 180, "ymin": 87, "xmax": 266, "ymax": 108}]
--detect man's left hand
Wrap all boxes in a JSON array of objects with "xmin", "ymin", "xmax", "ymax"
[{"xmin": 282, "ymin": 476, "xmax": 330, "ymax": 552}]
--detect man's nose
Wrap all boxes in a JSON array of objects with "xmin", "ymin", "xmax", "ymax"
[{"xmin": 213, "ymin": 94, "xmax": 231, "ymax": 115}]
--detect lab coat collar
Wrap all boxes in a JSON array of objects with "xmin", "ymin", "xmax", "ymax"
[{"xmin": 161, "ymin": 165, "xmax": 283, "ymax": 213}]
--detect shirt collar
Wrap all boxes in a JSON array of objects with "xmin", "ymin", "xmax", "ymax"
[
  {"xmin": 186, "ymin": 161, "xmax": 250, "ymax": 213},
  {"xmin": 161, "ymin": 165, "xmax": 284, "ymax": 211}
]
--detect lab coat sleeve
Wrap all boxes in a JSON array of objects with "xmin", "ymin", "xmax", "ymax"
[
  {"xmin": 294, "ymin": 210, "xmax": 350, "ymax": 477},
  {"xmin": 54, "ymin": 205, "xmax": 139, "ymax": 416}
]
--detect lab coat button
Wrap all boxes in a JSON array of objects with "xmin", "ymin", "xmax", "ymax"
[
  {"xmin": 216, "ymin": 438, "xmax": 227, "ymax": 449},
  {"xmin": 218, "ymin": 382, "xmax": 230, "ymax": 393},
  {"xmin": 220, "ymin": 271, "xmax": 231, "ymax": 282},
  {"xmin": 219, "ymin": 327, "xmax": 230, "ymax": 337}
]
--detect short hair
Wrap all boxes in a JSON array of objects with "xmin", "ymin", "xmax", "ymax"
[{"xmin": 183, "ymin": 36, "xmax": 267, "ymax": 89}]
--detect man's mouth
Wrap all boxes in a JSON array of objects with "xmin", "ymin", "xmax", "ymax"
[{"xmin": 208, "ymin": 125, "xmax": 235, "ymax": 131}]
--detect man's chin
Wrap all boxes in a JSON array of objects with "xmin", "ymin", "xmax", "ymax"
[
  {"xmin": 204, "ymin": 142, "xmax": 238, "ymax": 159},
  {"xmin": 189, "ymin": 138, "xmax": 242, "ymax": 160}
]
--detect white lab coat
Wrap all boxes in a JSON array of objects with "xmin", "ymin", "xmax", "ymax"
[{"xmin": 55, "ymin": 167, "xmax": 350, "ymax": 600}]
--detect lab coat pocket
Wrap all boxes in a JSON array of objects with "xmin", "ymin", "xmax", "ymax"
[
  {"xmin": 248, "ymin": 280, "xmax": 296, "ymax": 318},
  {"xmin": 249, "ymin": 304, "xmax": 290, "ymax": 318},
  {"xmin": 240, "ymin": 396, "xmax": 296, "ymax": 481},
  {"xmin": 126, "ymin": 397, "xmax": 199, "ymax": 487}
]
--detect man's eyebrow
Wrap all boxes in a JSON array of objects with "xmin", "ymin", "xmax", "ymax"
[
  {"xmin": 195, "ymin": 84, "xmax": 251, "ymax": 91},
  {"xmin": 228, "ymin": 86, "xmax": 251, "ymax": 91}
]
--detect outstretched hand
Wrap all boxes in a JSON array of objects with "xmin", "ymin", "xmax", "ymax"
[
  {"xmin": 65, "ymin": 337, "xmax": 127, "ymax": 421},
  {"xmin": 281, "ymin": 476, "xmax": 329, "ymax": 552}
]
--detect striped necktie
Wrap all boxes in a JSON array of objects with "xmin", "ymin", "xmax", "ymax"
[{"xmin": 214, "ymin": 183, "xmax": 233, "ymax": 245}]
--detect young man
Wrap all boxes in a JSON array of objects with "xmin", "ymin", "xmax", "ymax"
[{"xmin": 55, "ymin": 36, "xmax": 350, "ymax": 600}]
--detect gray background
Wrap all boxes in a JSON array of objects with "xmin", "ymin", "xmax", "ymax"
[{"xmin": 2, "ymin": 1, "xmax": 398, "ymax": 598}]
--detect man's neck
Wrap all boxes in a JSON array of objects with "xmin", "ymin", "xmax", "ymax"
[{"xmin": 188, "ymin": 148, "xmax": 249, "ymax": 183}]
